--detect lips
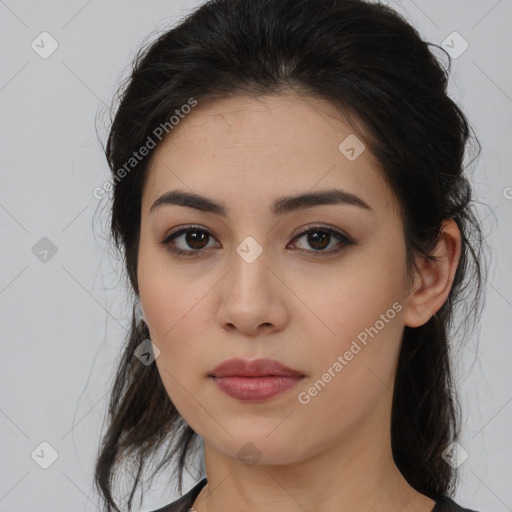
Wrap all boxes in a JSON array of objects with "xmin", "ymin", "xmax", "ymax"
[
  {"xmin": 208, "ymin": 358, "xmax": 304, "ymax": 378},
  {"xmin": 208, "ymin": 358, "xmax": 305, "ymax": 402}
]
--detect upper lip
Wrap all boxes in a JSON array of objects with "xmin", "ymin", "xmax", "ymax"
[{"xmin": 209, "ymin": 358, "xmax": 305, "ymax": 378}]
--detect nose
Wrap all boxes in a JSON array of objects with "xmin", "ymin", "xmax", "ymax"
[{"xmin": 216, "ymin": 245, "xmax": 289, "ymax": 337}]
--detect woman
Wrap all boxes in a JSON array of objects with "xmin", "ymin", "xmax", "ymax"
[{"xmin": 94, "ymin": 0, "xmax": 486, "ymax": 511}]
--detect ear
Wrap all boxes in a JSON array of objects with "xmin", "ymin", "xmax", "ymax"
[{"xmin": 403, "ymin": 219, "xmax": 462, "ymax": 328}]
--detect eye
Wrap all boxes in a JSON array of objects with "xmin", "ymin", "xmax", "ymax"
[
  {"xmin": 159, "ymin": 225, "xmax": 220, "ymax": 257},
  {"xmin": 288, "ymin": 225, "xmax": 354, "ymax": 256}
]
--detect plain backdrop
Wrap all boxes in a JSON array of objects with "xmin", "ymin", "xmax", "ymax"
[{"xmin": 0, "ymin": 0, "xmax": 511, "ymax": 511}]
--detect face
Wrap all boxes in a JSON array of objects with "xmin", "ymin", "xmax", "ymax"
[{"xmin": 137, "ymin": 92, "xmax": 413, "ymax": 466}]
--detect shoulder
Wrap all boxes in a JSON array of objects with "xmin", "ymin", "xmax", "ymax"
[
  {"xmin": 148, "ymin": 477, "xmax": 207, "ymax": 512},
  {"xmin": 433, "ymin": 494, "xmax": 480, "ymax": 512}
]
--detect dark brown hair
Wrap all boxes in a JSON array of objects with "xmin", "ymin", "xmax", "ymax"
[{"xmin": 94, "ymin": 0, "xmax": 487, "ymax": 510}]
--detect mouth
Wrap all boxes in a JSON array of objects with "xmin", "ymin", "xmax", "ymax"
[{"xmin": 208, "ymin": 358, "xmax": 305, "ymax": 402}]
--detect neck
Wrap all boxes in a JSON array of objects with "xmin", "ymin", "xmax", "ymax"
[{"xmin": 193, "ymin": 401, "xmax": 435, "ymax": 512}]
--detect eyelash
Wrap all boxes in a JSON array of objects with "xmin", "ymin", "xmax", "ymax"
[{"xmin": 159, "ymin": 224, "xmax": 355, "ymax": 258}]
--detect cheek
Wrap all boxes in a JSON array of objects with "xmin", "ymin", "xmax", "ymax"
[
  {"xmin": 138, "ymin": 242, "xmax": 209, "ymax": 338},
  {"xmin": 288, "ymin": 316, "xmax": 403, "ymax": 458},
  {"xmin": 303, "ymin": 259, "xmax": 406, "ymax": 344},
  {"xmin": 293, "ymin": 258, "xmax": 405, "ymax": 422},
  {"xmin": 151, "ymin": 312, "xmax": 209, "ymax": 425},
  {"xmin": 137, "ymin": 249, "xmax": 208, "ymax": 401},
  {"xmin": 303, "ymin": 305, "xmax": 404, "ymax": 398},
  {"xmin": 141, "ymin": 274, "xmax": 205, "ymax": 377}
]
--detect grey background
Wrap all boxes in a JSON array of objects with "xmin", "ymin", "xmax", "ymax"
[{"xmin": 0, "ymin": 0, "xmax": 510, "ymax": 510}]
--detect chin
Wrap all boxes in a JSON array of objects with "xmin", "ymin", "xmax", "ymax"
[{"xmin": 205, "ymin": 431, "xmax": 310, "ymax": 467}]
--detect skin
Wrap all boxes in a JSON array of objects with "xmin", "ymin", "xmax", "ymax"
[{"xmin": 137, "ymin": 91, "xmax": 461, "ymax": 512}]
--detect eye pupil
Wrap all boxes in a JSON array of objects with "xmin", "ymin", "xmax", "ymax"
[{"xmin": 308, "ymin": 231, "xmax": 330, "ymax": 250}]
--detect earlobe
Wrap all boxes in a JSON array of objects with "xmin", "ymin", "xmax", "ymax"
[
  {"xmin": 403, "ymin": 219, "xmax": 462, "ymax": 328},
  {"xmin": 136, "ymin": 298, "xmax": 147, "ymax": 324}
]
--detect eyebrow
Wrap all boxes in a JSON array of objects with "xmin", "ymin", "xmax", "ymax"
[{"xmin": 149, "ymin": 188, "xmax": 372, "ymax": 216}]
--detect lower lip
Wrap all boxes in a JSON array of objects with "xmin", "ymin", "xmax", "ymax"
[{"xmin": 211, "ymin": 375, "xmax": 304, "ymax": 402}]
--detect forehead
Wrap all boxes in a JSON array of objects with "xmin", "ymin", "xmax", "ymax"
[{"xmin": 143, "ymin": 92, "xmax": 398, "ymax": 217}]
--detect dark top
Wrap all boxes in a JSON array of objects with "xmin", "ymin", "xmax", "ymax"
[{"xmin": 149, "ymin": 477, "xmax": 480, "ymax": 512}]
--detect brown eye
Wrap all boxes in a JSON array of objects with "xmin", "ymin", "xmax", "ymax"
[
  {"xmin": 183, "ymin": 230, "xmax": 210, "ymax": 249},
  {"xmin": 304, "ymin": 230, "xmax": 330, "ymax": 250},
  {"xmin": 160, "ymin": 226, "xmax": 220, "ymax": 256},
  {"xmin": 289, "ymin": 226, "xmax": 354, "ymax": 255}
]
